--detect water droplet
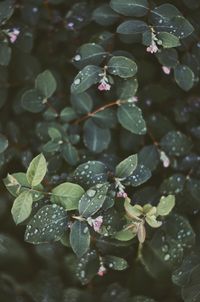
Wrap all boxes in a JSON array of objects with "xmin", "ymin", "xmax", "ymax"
[
  {"xmin": 83, "ymin": 227, "xmax": 88, "ymax": 234},
  {"xmin": 74, "ymin": 54, "xmax": 81, "ymax": 62},
  {"xmin": 164, "ymin": 254, "xmax": 170, "ymax": 261},
  {"xmin": 87, "ymin": 189, "xmax": 96, "ymax": 197},
  {"xmin": 74, "ymin": 78, "xmax": 81, "ymax": 85}
]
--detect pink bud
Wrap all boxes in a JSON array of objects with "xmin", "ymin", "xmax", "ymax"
[
  {"xmin": 92, "ymin": 216, "xmax": 103, "ymax": 232},
  {"xmin": 162, "ymin": 66, "xmax": 171, "ymax": 75},
  {"xmin": 117, "ymin": 192, "xmax": 127, "ymax": 198},
  {"xmin": 97, "ymin": 264, "xmax": 107, "ymax": 276},
  {"xmin": 146, "ymin": 43, "xmax": 159, "ymax": 54},
  {"xmin": 98, "ymin": 81, "xmax": 111, "ymax": 91},
  {"xmin": 8, "ymin": 28, "xmax": 20, "ymax": 43}
]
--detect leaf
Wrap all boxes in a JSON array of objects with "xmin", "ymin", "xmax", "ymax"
[
  {"xmin": 157, "ymin": 195, "xmax": 175, "ymax": 216},
  {"xmin": 160, "ymin": 174, "xmax": 186, "ymax": 195},
  {"xmin": 114, "ymin": 228, "xmax": 136, "ymax": 241},
  {"xmin": 117, "ymin": 103, "xmax": 146, "ymax": 135},
  {"xmin": 11, "ymin": 191, "xmax": 33, "ymax": 225},
  {"xmin": 70, "ymin": 221, "xmax": 90, "ymax": 257},
  {"xmin": 92, "ymin": 4, "xmax": 119, "ymax": 26},
  {"xmin": 160, "ymin": 131, "xmax": 192, "ymax": 157},
  {"xmin": 124, "ymin": 197, "xmax": 143, "ymax": 218},
  {"xmin": 60, "ymin": 107, "xmax": 77, "ymax": 122},
  {"xmin": 0, "ymin": 0, "xmax": 14, "ymax": 25},
  {"xmin": 62, "ymin": 143, "xmax": 79, "ymax": 166},
  {"xmin": 156, "ymin": 48, "xmax": 178, "ymax": 68},
  {"xmin": 25, "ymin": 204, "xmax": 68, "ymax": 244},
  {"xmin": 21, "ymin": 89, "xmax": 46, "ymax": 113},
  {"xmin": 117, "ymin": 20, "xmax": 148, "ymax": 35},
  {"xmin": 157, "ymin": 32, "xmax": 181, "ymax": 48},
  {"xmin": 138, "ymin": 145, "xmax": 160, "ymax": 172},
  {"xmin": 71, "ymin": 65, "xmax": 102, "ymax": 94},
  {"xmin": 0, "ymin": 133, "xmax": 8, "ymax": 153},
  {"xmin": 26, "ymin": 153, "xmax": 47, "ymax": 187},
  {"xmin": 123, "ymin": 164, "xmax": 151, "ymax": 187},
  {"xmin": 92, "ymin": 108, "xmax": 117, "ymax": 128},
  {"xmin": 79, "ymin": 183, "xmax": 109, "ymax": 218},
  {"xmin": 83, "ymin": 119, "xmax": 111, "ymax": 153},
  {"xmin": 72, "ymin": 43, "xmax": 107, "ymax": 69},
  {"xmin": 35, "ymin": 70, "xmax": 57, "ymax": 98},
  {"xmin": 145, "ymin": 215, "xmax": 162, "ymax": 228},
  {"xmin": 141, "ymin": 214, "xmax": 195, "ymax": 278},
  {"xmin": 70, "ymin": 92, "xmax": 93, "ymax": 114},
  {"xmin": 174, "ymin": 64, "xmax": 195, "ymax": 91},
  {"xmin": 110, "ymin": 0, "xmax": 149, "ymax": 17},
  {"xmin": 115, "ymin": 154, "xmax": 138, "ymax": 178},
  {"xmin": 76, "ymin": 249, "xmax": 100, "ymax": 284},
  {"xmin": 0, "ymin": 41, "xmax": 11, "ymax": 66},
  {"xmin": 51, "ymin": 182, "xmax": 85, "ymax": 210},
  {"xmin": 107, "ymin": 56, "xmax": 137, "ymax": 78},
  {"xmin": 104, "ymin": 256, "xmax": 128, "ymax": 270},
  {"xmin": 116, "ymin": 77, "xmax": 138, "ymax": 100},
  {"xmin": 74, "ymin": 161, "xmax": 108, "ymax": 188}
]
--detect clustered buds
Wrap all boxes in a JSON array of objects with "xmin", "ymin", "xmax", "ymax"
[
  {"xmin": 117, "ymin": 191, "xmax": 128, "ymax": 198},
  {"xmin": 87, "ymin": 216, "xmax": 103, "ymax": 233},
  {"xmin": 7, "ymin": 28, "xmax": 20, "ymax": 43},
  {"xmin": 146, "ymin": 29, "xmax": 161, "ymax": 54},
  {"xmin": 98, "ymin": 67, "xmax": 111, "ymax": 91}
]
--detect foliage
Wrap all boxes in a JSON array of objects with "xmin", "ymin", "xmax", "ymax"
[{"xmin": 0, "ymin": 0, "xmax": 200, "ymax": 301}]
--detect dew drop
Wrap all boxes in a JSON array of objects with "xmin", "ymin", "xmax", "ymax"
[
  {"xmin": 164, "ymin": 254, "xmax": 170, "ymax": 261},
  {"xmin": 74, "ymin": 54, "xmax": 81, "ymax": 62},
  {"xmin": 74, "ymin": 78, "xmax": 81, "ymax": 85},
  {"xmin": 87, "ymin": 189, "xmax": 96, "ymax": 197}
]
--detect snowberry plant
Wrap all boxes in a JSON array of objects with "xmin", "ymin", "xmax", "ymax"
[{"xmin": 1, "ymin": 0, "xmax": 200, "ymax": 301}]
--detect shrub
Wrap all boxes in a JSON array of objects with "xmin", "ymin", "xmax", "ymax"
[{"xmin": 0, "ymin": 0, "xmax": 200, "ymax": 301}]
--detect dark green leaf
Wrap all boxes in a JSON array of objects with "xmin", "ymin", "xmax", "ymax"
[
  {"xmin": 25, "ymin": 204, "xmax": 68, "ymax": 244},
  {"xmin": 160, "ymin": 131, "xmax": 192, "ymax": 157},
  {"xmin": 76, "ymin": 250, "xmax": 100, "ymax": 284},
  {"xmin": 0, "ymin": 41, "xmax": 11, "ymax": 66},
  {"xmin": 0, "ymin": 133, "xmax": 8, "ymax": 153},
  {"xmin": 0, "ymin": 0, "xmax": 14, "ymax": 25},
  {"xmin": 104, "ymin": 255, "xmax": 128, "ymax": 270},
  {"xmin": 70, "ymin": 221, "xmax": 90, "ymax": 257},
  {"xmin": 115, "ymin": 154, "xmax": 138, "ymax": 178},
  {"xmin": 92, "ymin": 4, "xmax": 119, "ymax": 26},
  {"xmin": 174, "ymin": 64, "xmax": 195, "ymax": 91},
  {"xmin": 71, "ymin": 92, "xmax": 93, "ymax": 114},
  {"xmin": 110, "ymin": 0, "xmax": 149, "ymax": 17},
  {"xmin": 107, "ymin": 56, "xmax": 137, "ymax": 78},
  {"xmin": 35, "ymin": 70, "xmax": 57, "ymax": 98},
  {"xmin": 21, "ymin": 89, "xmax": 46, "ymax": 113}
]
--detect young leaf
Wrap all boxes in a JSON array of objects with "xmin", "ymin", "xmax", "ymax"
[
  {"xmin": 51, "ymin": 182, "xmax": 85, "ymax": 210},
  {"xmin": 79, "ymin": 183, "xmax": 109, "ymax": 218},
  {"xmin": 35, "ymin": 70, "xmax": 57, "ymax": 98},
  {"xmin": 117, "ymin": 103, "xmax": 146, "ymax": 135},
  {"xmin": 157, "ymin": 195, "xmax": 175, "ymax": 216},
  {"xmin": 115, "ymin": 154, "xmax": 138, "ymax": 178},
  {"xmin": 11, "ymin": 191, "xmax": 33, "ymax": 225},
  {"xmin": 26, "ymin": 154, "xmax": 47, "ymax": 187},
  {"xmin": 25, "ymin": 204, "xmax": 68, "ymax": 244},
  {"xmin": 70, "ymin": 221, "xmax": 90, "ymax": 257}
]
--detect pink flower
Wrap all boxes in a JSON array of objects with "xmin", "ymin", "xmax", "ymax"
[
  {"xmin": 97, "ymin": 264, "xmax": 107, "ymax": 276},
  {"xmin": 146, "ymin": 43, "xmax": 159, "ymax": 54},
  {"xmin": 162, "ymin": 66, "xmax": 171, "ymax": 75},
  {"xmin": 98, "ymin": 81, "xmax": 111, "ymax": 91},
  {"xmin": 8, "ymin": 28, "xmax": 20, "ymax": 43},
  {"xmin": 160, "ymin": 151, "xmax": 170, "ymax": 168},
  {"xmin": 117, "ymin": 191, "xmax": 127, "ymax": 198},
  {"xmin": 87, "ymin": 216, "xmax": 103, "ymax": 232}
]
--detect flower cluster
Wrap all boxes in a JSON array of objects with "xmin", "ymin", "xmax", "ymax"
[
  {"xmin": 7, "ymin": 28, "xmax": 20, "ymax": 43},
  {"xmin": 146, "ymin": 30, "xmax": 160, "ymax": 54},
  {"xmin": 98, "ymin": 68, "xmax": 111, "ymax": 91}
]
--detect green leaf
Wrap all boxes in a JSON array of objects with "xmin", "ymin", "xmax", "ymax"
[
  {"xmin": 76, "ymin": 250, "xmax": 100, "ymax": 284},
  {"xmin": 110, "ymin": 0, "xmax": 149, "ymax": 17},
  {"xmin": 71, "ymin": 65, "xmax": 102, "ymax": 94},
  {"xmin": 92, "ymin": 4, "xmax": 119, "ymax": 26},
  {"xmin": 35, "ymin": 70, "xmax": 57, "ymax": 98},
  {"xmin": 117, "ymin": 20, "xmax": 148, "ymax": 35},
  {"xmin": 72, "ymin": 43, "xmax": 107, "ymax": 69},
  {"xmin": 157, "ymin": 195, "xmax": 175, "ymax": 216},
  {"xmin": 51, "ymin": 182, "xmax": 85, "ymax": 210},
  {"xmin": 107, "ymin": 56, "xmax": 137, "ymax": 78},
  {"xmin": 11, "ymin": 191, "xmax": 33, "ymax": 225},
  {"xmin": 157, "ymin": 32, "xmax": 181, "ymax": 48},
  {"xmin": 141, "ymin": 214, "xmax": 195, "ymax": 278},
  {"xmin": 0, "ymin": 41, "xmax": 11, "ymax": 66},
  {"xmin": 160, "ymin": 174, "xmax": 186, "ymax": 195},
  {"xmin": 62, "ymin": 143, "xmax": 79, "ymax": 166},
  {"xmin": 104, "ymin": 255, "xmax": 128, "ymax": 270},
  {"xmin": 92, "ymin": 108, "xmax": 117, "ymax": 128},
  {"xmin": 160, "ymin": 131, "xmax": 192, "ymax": 157},
  {"xmin": 156, "ymin": 48, "xmax": 178, "ymax": 68},
  {"xmin": 174, "ymin": 64, "xmax": 195, "ymax": 91},
  {"xmin": 0, "ymin": 133, "xmax": 8, "ymax": 153},
  {"xmin": 26, "ymin": 153, "xmax": 47, "ymax": 187},
  {"xmin": 21, "ymin": 89, "xmax": 46, "ymax": 113},
  {"xmin": 25, "ymin": 204, "xmax": 68, "ymax": 244},
  {"xmin": 116, "ymin": 77, "xmax": 138, "ymax": 100},
  {"xmin": 114, "ymin": 228, "xmax": 136, "ymax": 241},
  {"xmin": 115, "ymin": 154, "xmax": 138, "ymax": 178},
  {"xmin": 117, "ymin": 103, "xmax": 146, "ymax": 135},
  {"xmin": 138, "ymin": 145, "xmax": 160, "ymax": 172},
  {"xmin": 3, "ymin": 172, "xmax": 44, "ymax": 200},
  {"xmin": 70, "ymin": 221, "xmax": 90, "ymax": 257},
  {"xmin": 83, "ymin": 119, "xmax": 111, "ymax": 153},
  {"xmin": 74, "ymin": 161, "xmax": 108, "ymax": 188},
  {"xmin": 60, "ymin": 107, "xmax": 77, "ymax": 122},
  {"xmin": 79, "ymin": 183, "xmax": 109, "ymax": 218},
  {"xmin": 0, "ymin": 0, "xmax": 14, "ymax": 25},
  {"xmin": 70, "ymin": 92, "xmax": 93, "ymax": 114}
]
